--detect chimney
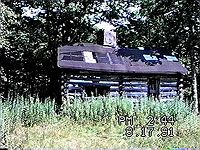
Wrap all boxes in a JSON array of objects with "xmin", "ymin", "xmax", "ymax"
[
  {"xmin": 103, "ymin": 29, "xmax": 117, "ymax": 47},
  {"xmin": 96, "ymin": 29, "xmax": 117, "ymax": 47},
  {"xmin": 95, "ymin": 22, "xmax": 117, "ymax": 47}
]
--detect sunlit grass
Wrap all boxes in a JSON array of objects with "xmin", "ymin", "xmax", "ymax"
[{"xmin": 0, "ymin": 96, "xmax": 200, "ymax": 149}]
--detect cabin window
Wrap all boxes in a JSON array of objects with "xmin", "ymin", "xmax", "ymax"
[{"xmin": 84, "ymin": 85, "xmax": 110, "ymax": 97}]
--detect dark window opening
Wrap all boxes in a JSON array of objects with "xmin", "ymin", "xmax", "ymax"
[
  {"xmin": 147, "ymin": 78, "xmax": 160, "ymax": 99},
  {"xmin": 85, "ymin": 85, "xmax": 110, "ymax": 97}
]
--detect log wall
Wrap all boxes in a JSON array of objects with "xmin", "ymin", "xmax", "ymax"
[{"xmin": 61, "ymin": 76, "xmax": 179, "ymax": 102}]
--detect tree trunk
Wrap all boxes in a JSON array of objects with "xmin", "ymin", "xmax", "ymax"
[
  {"xmin": 193, "ymin": 72, "xmax": 199, "ymax": 114},
  {"xmin": 49, "ymin": 68, "xmax": 62, "ymax": 109}
]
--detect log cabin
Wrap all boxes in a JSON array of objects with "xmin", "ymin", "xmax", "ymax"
[{"xmin": 57, "ymin": 42, "xmax": 187, "ymax": 102}]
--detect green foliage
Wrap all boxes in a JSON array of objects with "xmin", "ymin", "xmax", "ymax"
[
  {"xmin": 59, "ymin": 96, "xmax": 195, "ymax": 126},
  {"xmin": 1, "ymin": 96, "xmax": 200, "ymax": 149},
  {"xmin": 0, "ymin": 3, "xmax": 17, "ymax": 48},
  {"xmin": 0, "ymin": 97, "xmax": 57, "ymax": 129},
  {"xmin": 0, "ymin": 96, "xmax": 195, "ymax": 129},
  {"xmin": 0, "ymin": 1, "xmax": 100, "ymax": 102},
  {"xmin": 0, "ymin": 0, "xmax": 199, "ymax": 107}
]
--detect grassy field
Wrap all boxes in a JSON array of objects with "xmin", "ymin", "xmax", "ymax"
[{"xmin": 0, "ymin": 96, "xmax": 200, "ymax": 149}]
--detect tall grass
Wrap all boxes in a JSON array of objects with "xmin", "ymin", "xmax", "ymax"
[
  {"xmin": 0, "ymin": 95, "xmax": 198, "ymax": 148},
  {"xmin": 61, "ymin": 96, "xmax": 136, "ymax": 123},
  {"xmin": 60, "ymin": 96, "xmax": 196, "ymax": 125},
  {"xmin": 0, "ymin": 96, "xmax": 57, "ymax": 146},
  {"xmin": 0, "ymin": 96, "xmax": 196, "ymax": 127}
]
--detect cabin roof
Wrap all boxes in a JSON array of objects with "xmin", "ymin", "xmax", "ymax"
[{"xmin": 57, "ymin": 43, "xmax": 187, "ymax": 75}]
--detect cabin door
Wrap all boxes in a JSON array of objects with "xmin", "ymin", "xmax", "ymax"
[{"xmin": 147, "ymin": 77, "xmax": 160, "ymax": 100}]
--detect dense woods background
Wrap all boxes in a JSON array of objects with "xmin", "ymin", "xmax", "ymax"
[{"xmin": 0, "ymin": 0, "xmax": 199, "ymax": 108}]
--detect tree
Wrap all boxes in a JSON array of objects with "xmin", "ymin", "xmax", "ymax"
[
  {"xmin": 138, "ymin": 0, "xmax": 200, "ymax": 111},
  {"xmin": 98, "ymin": 0, "xmax": 199, "ymax": 110},
  {"xmin": 0, "ymin": 2, "xmax": 19, "ymax": 100},
  {"xmin": 1, "ymin": 0, "xmax": 103, "ymax": 106},
  {"xmin": 1, "ymin": 0, "xmax": 199, "ymax": 111}
]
